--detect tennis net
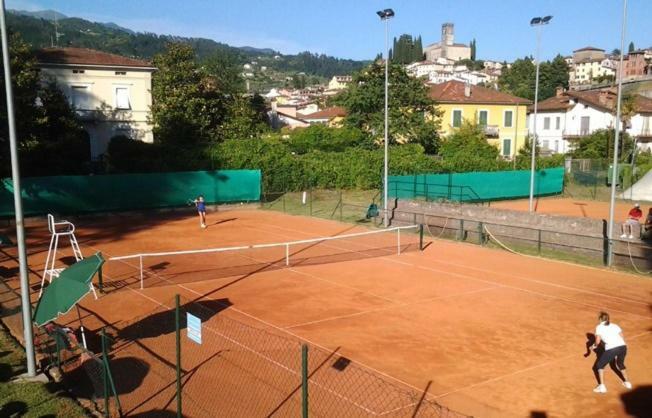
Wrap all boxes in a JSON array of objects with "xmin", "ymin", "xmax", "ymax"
[{"xmin": 107, "ymin": 225, "xmax": 424, "ymax": 290}]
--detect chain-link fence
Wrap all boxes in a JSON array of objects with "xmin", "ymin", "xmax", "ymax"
[
  {"xmin": 563, "ymin": 158, "xmax": 648, "ymax": 201},
  {"xmin": 101, "ymin": 295, "xmax": 470, "ymax": 418}
]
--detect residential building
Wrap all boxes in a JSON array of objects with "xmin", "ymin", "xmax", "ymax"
[
  {"xmin": 569, "ymin": 58, "xmax": 616, "ymax": 85},
  {"xmin": 528, "ymin": 88, "xmax": 652, "ymax": 153},
  {"xmin": 327, "ymin": 75, "xmax": 352, "ymax": 91},
  {"xmin": 424, "ymin": 23, "xmax": 471, "ymax": 62},
  {"xmin": 620, "ymin": 50, "xmax": 652, "ymax": 80},
  {"xmin": 268, "ymin": 100, "xmax": 309, "ymax": 129},
  {"xmin": 429, "ymin": 80, "xmax": 531, "ymax": 158},
  {"xmin": 302, "ymin": 106, "xmax": 347, "ymax": 126},
  {"xmin": 35, "ymin": 47, "xmax": 156, "ymax": 160}
]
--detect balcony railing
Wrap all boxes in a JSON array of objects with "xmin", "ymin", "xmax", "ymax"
[
  {"xmin": 482, "ymin": 125, "xmax": 499, "ymax": 138},
  {"xmin": 637, "ymin": 129, "xmax": 652, "ymax": 139},
  {"xmin": 563, "ymin": 129, "xmax": 591, "ymax": 138}
]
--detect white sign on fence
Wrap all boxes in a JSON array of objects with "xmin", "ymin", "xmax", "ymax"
[{"xmin": 187, "ymin": 313, "xmax": 202, "ymax": 344}]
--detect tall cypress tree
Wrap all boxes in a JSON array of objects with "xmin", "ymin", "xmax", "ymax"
[
  {"xmin": 470, "ymin": 39, "xmax": 477, "ymax": 61},
  {"xmin": 415, "ymin": 35, "xmax": 423, "ymax": 61},
  {"xmin": 628, "ymin": 41, "xmax": 635, "ymax": 53}
]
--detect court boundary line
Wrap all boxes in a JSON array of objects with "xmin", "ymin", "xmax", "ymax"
[
  {"xmin": 245, "ymin": 222, "xmax": 652, "ymax": 320},
  {"xmin": 254, "ymin": 220, "xmax": 652, "ymax": 310},
  {"xmin": 285, "ymin": 285, "xmax": 501, "ymax": 329}
]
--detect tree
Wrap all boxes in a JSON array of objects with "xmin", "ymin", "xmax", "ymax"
[
  {"xmin": 333, "ymin": 62, "xmax": 442, "ymax": 153},
  {"xmin": 438, "ymin": 121, "xmax": 503, "ymax": 172},
  {"xmin": 203, "ymin": 51, "xmax": 245, "ymax": 95},
  {"xmin": 414, "ymin": 36, "xmax": 423, "ymax": 61},
  {"xmin": 498, "ymin": 55, "xmax": 569, "ymax": 101},
  {"xmin": 470, "ymin": 38, "xmax": 477, "ymax": 61},
  {"xmin": 628, "ymin": 42, "xmax": 635, "ymax": 53},
  {"xmin": 611, "ymin": 48, "xmax": 621, "ymax": 56},
  {"xmin": 220, "ymin": 94, "xmax": 270, "ymax": 140},
  {"xmin": 570, "ymin": 129, "xmax": 634, "ymax": 160},
  {"xmin": 150, "ymin": 43, "xmax": 228, "ymax": 145}
]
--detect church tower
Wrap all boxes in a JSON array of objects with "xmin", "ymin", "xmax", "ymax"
[{"xmin": 442, "ymin": 23, "xmax": 454, "ymax": 46}]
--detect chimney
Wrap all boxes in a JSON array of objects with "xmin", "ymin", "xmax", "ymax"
[
  {"xmin": 555, "ymin": 86, "xmax": 564, "ymax": 97},
  {"xmin": 464, "ymin": 83, "xmax": 471, "ymax": 97}
]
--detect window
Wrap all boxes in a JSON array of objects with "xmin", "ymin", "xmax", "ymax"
[
  {"xmin": 72, "ymin": 69, "xmax": 85, "ymax": 74},
  {"xmin": 555, "ymin": 116, "xmax": 561, "ymax": 130},
  {"xmin": 502, "ymin": 139, "xmax": 511, "ymax": 157},
  {"xmin": 543, "ymin": 117, "xmax": 551, "ymax": 130},
  {"xmin": 114, "ymin": 86, "xmax": 131, "ymax": 110},
  {"xmin": 478, "ymin": 110, "xmax": 488, "ymax": 126},
  {"xmin": 554, "ymin": 140, "xmax": 559, "ymax": 152},
  {"xmin": 452, "ymin": 110, "xmax": 462, "ymax": 127},
  {"xmin": 70, "ymin": 85, "xmax": 91, "ymax": 110},
  {"xmin": 115, "ymin": 71, "xmax": 126, "ymax": 76},
  {"xmin": 504, "ymin": 110, "xmax": 513, "ymax": 127},
  {"xmin": 543, "ymin": 140, "xmax": 549, "ymax": 149}
]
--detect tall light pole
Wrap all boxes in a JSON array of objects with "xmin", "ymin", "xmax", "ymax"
[
  {"xmin": 528, "ymin": 15, "xmax": 552, "ymax": 213},
  {"xmin": 377, "ymin": 8, "xmax": 394, "ymax": 227},
  {"xmin": 0, "ymin": 0, "xmax": 36, "ymax": 376},
  {"xmin": 607, "ymin": 0, "xmax": 628, "ymax": 266}
]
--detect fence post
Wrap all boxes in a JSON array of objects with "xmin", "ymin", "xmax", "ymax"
[
  {"xmin": 175, "ymin": 294, "xmax": 182, "ymax": 418},
  {"xmin": 101, "ymin": 328, "xmax": 121, "ymax": 418},
  {"xmin": 537, "ymin": 229, "xmax": 542, "ymax": 255},
  {"xmin": 478, "ymin": 222, "xmax": 484, "ymax": 245},
  {"xmin": 419, "ymin": 224, "xmax": 424, "ymax": 250},
  {"xmin": 285, "ymin": 244, "xmax": 290, "ymax": 266},
  {"xmin": 602, "ymin": 220, "xmax": 609, "ymax": 266},
  {"xmin": 309, "ymin": 189, "xmax": 313, "ymax": 216},
  {"xmin": 458, "ymin": 219, "xmax": 465, "ymax": 241},
  {"xmin": 339, "ymin": 190, "xmax": 343, "ymax": 221},
  {"xmin": 98, "ymin": 265, "xmax": 103, "ymax": 293},
  {"xmin": 101, "ymin": 328, "xmax": 109, "ymax": 418},
  {"xmin": 424, "ymin": 181, "xmax": 429, "ymax": 202},
  {"xmin": 283, "ymin": 193, "xmax": 286, "ymax": 212},
  {"xmin": 302, "ymin": 344, "xmax": 308, "ymax": 418}
]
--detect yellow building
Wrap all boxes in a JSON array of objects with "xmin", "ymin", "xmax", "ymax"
[{"xmin": 429, "ymin": 80, "xmax": 531, "ymax": 158}]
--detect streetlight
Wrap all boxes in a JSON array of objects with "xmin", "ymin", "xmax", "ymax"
[
  {"xmin": 0, "ymin": 0, "xmax": 36, "ymax": 376},
  {"xmin": 607, "ymin": 0, "xmax": 628, "ymax": 266},
  {"xmin": 528, "ymin": 15, "xmax": 552, "ymax": 213},
  {"xmin": 377, "ymin": 8, "xmax": 394, "ymax": 227}
]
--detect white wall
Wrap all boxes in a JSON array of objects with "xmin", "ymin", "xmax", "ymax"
[{"xmin": 527, "ymin": 111, "xmax": 567, "ymax": 153}]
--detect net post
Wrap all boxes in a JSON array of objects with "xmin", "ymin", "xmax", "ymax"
[
  {"xmin": 175, "ymin": 294, "xmax": 182, "ymax": 418},
  {"xmin": 285, "ymin": 244, "xmax": 290, "ymax": 266},
  {"xmin": 419, "ymin": 224, "xmax": 424, "ymax": 250},
  {"xmin": 301, "ymin": 344, "xmax": 308, "ymax": 418},
  {"xmin": 139, "ymin": 255, "xmax": 144, "ymax": 290}
]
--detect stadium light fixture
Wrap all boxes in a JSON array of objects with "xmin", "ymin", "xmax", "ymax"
[
  {"xmin": 377, "ymin": 8, "xmax": 394, "ymax": 227},
  {"xmin": 528, "ymin": 15, "xmax": 553, "ymax": 213}
]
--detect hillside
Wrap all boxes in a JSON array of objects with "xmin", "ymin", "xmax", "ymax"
[{"xmin": 6, "ymin": 10, "xmax": 368, "ymax": 91}]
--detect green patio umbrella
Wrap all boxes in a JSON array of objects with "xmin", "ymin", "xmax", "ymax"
[
  {"xmin": 33, "ymin": 252, "xmax": 104, "ymax": 327},
  {"xmin": 0, "ymin": 233, "xmax": 13, "ymax": 246}
]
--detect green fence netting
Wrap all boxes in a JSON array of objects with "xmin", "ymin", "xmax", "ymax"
[
  {"xmin": 0, "ymin": 169, "xmax": 261, "ymax": 217},
  {"xmin": 388, "ymin": 167, "xmax": 564, "ymax": 202}
]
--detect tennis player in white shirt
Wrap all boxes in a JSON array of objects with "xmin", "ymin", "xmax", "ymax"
[{"xmin": 591, "ymin": 311, "xmax": 632, "ymax": 393}]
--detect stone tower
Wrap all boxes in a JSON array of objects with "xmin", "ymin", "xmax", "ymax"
[{"xmin": 442, "ymin": 23, "xmax": 454, "ymax": 46}]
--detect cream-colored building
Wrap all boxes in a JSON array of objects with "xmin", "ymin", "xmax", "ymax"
[
  {"xmin": 36, "ymin": 48, "xmax": 156, "ymax": 160},
  {"xmin": 569, "ymin": 59, "xmax": 616, "ymax": 85},
  {"xmin": 327, "ymin": 75, "xmax": 352, "ymax": 91},
  {"xmin": 424, "ymin": 23, "xmax": 471, "ymax": 62}
]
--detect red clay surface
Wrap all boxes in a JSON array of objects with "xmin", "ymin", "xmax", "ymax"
[
  {"xmin": 1, "ymin": 209, "xmax": 651, "ymax": 417},
  {"xmin": 491, "ymin": 197, "xmax": 640, "ymax": 221}
]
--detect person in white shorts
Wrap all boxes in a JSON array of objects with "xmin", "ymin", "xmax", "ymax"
[
  {"xmin": 620, "ymin": 203, "xmax": 642, "ymax": 239},
  {"xmin": 591, "ymin": 311, "xmax": 632, "ymax": 393}
]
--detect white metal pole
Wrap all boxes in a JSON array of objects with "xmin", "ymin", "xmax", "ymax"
[
  {"xmin": 607, "ymin": 0, "xmax": 628, "ymax": 267},
  {"xmin": 0, "ymin": 0, "xmax": 36, "ymax": 376},
  {"xmin": 285, "ymin": 244, "xmax": 290, "ymax": 266},
  {"xmin": 529, "ymin": 25, "xmax": 542, "ymax": 213},
  {"xmin": 383, "ymin": 17, "xmax": 390, "ymax": 228}
]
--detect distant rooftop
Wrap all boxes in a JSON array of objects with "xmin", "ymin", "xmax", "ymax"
[{"xmin": 36, "ymin": 47, "xmax": 155, "ymax": 69}]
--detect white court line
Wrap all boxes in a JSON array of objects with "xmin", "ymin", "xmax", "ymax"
[
  {"xmin": 285, "ymin": 285, "xmax": 500, "ymax": 329},
  {"xmin": 253, "ymin": 221, "xmax": 652, "ymax": 316}
]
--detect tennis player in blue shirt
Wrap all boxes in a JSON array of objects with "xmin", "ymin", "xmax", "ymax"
[{"xmin": 194, "ymin": 195, "xmax": 207, "ymax": 228}]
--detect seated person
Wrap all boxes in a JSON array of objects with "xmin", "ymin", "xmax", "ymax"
[
  {"xmin": 644, "ymin": 208, "xmax": 652, "ymax": 238},
  {"xmin": 620, "ymin": 203, "xmax": 642, "ymax": 239}
]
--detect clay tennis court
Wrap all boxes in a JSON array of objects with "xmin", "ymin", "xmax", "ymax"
[
  {"xmin": 491, "ymin": 196, "xmax": 640, "ymax": 221},
  {"xmin": 1, "ymin": 208, "xmax": 651, "ymax": 417}
]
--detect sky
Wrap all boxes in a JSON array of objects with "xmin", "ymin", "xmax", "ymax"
[{"xmin": 8, "ymin": 0, "xmax": 652, "ymax": 62}]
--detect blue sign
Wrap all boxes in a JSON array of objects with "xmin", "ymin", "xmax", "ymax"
[{"xmin": 187, "ymin": 313, "xmax": 202, "ymax": 345}]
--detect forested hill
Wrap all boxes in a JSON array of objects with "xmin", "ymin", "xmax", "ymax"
[{"xmin": 6, "ymin": 10, "xmax": 368, "ymax": 78}]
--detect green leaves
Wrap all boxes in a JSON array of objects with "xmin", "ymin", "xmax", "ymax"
[{"xmin": 498, "ymin": 55, "xmax": 569, "ymax": 101}]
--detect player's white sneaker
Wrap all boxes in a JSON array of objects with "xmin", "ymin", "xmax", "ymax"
[
  {"xmin": 201, "ymin": 223, "xmax": 206, "ymax": 229},
  {"xmin": 620, "ymin": 234, "xmax": 627, "ymax": 238},
  {"xmin": 622, "ymin": 381, "xmax": 632, "ymax": 389},
  {"xmin": 593, "ymin": 384, "xmax": 607, "ymax": 393},
  {"xmin": 628, "ymin": 235, "xmax": 634, "ymax": 239}
]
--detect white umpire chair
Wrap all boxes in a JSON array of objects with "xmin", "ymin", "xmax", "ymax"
[{"xmin": 39, "ymin": 214, "xmax": 84, "ymax": 298}]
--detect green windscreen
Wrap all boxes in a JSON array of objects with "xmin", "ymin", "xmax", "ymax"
[
  {"xmin": 388, "ymin": 167, "xmax": 564, "ymax": 202},
  {"xmin": 0, "ymin": 169, "xmax": 261, "ymax": 217}
]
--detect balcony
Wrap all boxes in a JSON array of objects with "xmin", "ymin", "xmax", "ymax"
[
  {"xmin": 482, "ymin": 125, "xmax": 500, "ymax": 138},
  {"xmin": 562, "ymin": 129, "xmax": 591, "ymax": 139},
  {"xmin": 637, "ymin": 129, "xmax": 652, "ymax": 140}
]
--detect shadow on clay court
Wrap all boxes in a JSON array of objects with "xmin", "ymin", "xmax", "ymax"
[
  {"xmin": 62, "ymin": 355, "xmax": 149, "ymax": 398},
  {"xmin": 620, "ymin": 385, "xmax": 652, "ymax": 417},
  {"xmin": 128, "ymin": 410, "xmax": 179, "ymax": 418},
  {"xmin": 529, "ymin": 412, "xmax": 547, "ymax": 418}
]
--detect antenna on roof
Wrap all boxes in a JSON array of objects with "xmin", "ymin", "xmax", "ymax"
[{"xmin": 53, "ymin": 11, "xmax": 61, "ymax": 46}]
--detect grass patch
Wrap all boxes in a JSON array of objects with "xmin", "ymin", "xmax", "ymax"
[{"xmin": 0, "ymin": 325, "xmax": 89, "ymax": 418}]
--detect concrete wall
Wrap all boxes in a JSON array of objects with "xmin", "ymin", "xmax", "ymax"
[{"xmin": 391, "ymin": 199, "xmax": 650, "ymax": 270}]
